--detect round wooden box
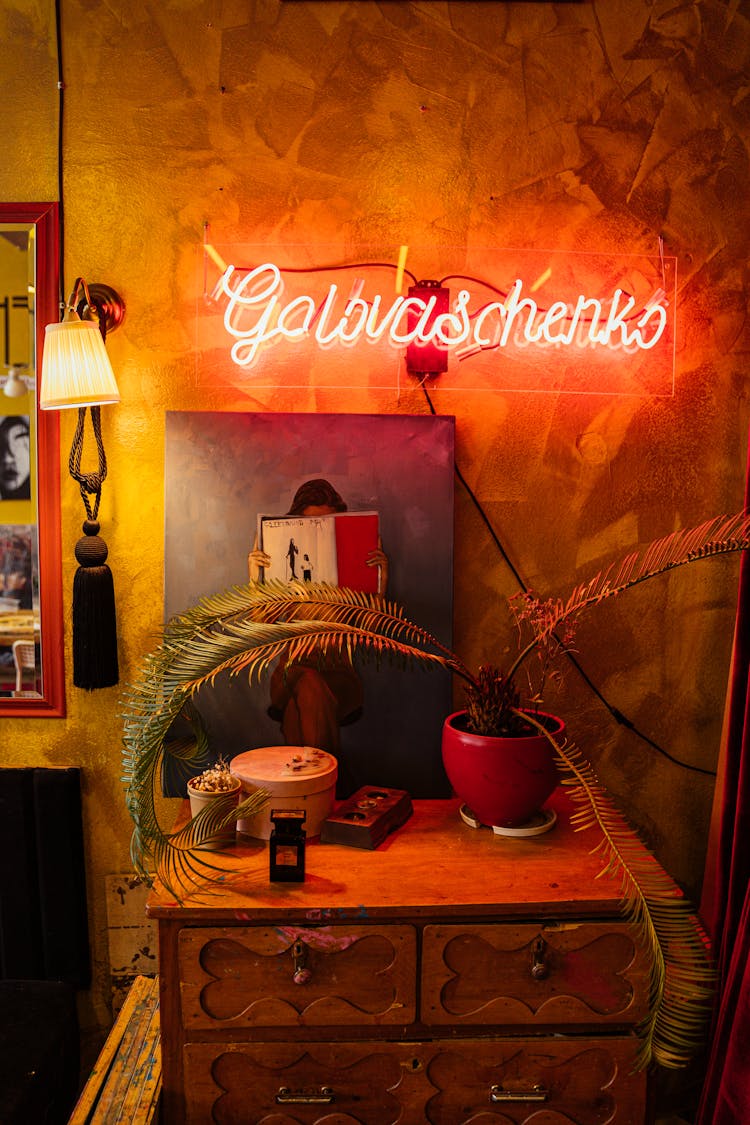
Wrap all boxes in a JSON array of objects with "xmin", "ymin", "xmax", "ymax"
[{"xmin": 230, "ymin": 746, "xmax": 338, "ymax": 839}]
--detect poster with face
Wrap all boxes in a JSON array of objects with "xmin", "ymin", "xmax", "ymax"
[
  {"xmin": 164, "ymin": 412, "xmax": 455, "ymax": 798},
  {"xmin": 0, "ymin": 415, "xmax": 31, "ymax": 501}
]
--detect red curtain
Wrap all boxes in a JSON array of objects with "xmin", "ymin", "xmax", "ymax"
[{"xmin": 697, "ymin": 466, "xmax": 750, "ymax": 1123}]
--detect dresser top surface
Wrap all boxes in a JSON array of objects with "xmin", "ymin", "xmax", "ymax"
[{"xmin": 146, "ymin": 793, "xmax": 664, "ymax": 922}]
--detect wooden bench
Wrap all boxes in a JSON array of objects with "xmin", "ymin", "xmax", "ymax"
[{"xmin": 69, "ymin": 975, "xmax": 161, "ymax": 1124}]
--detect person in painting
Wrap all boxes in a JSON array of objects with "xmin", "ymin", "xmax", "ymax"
[
  {"xmin": 0, "ymin": 416, "xmax": 31, "ymax": 501},
  {"xmin": 286, "ymin": 537, "xmax": 299, "ymax": 579},
  {"xmin": 248, "ymin": 478, "xmax": 388, "ymax": 793},
  {"xmin": 302, "ymin": 553, "xmax": 313, "ymax": 582}
]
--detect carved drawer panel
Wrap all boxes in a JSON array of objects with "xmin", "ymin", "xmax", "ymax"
[
  {"xmin": 184, "ymin": 1042, "xmax": 417, "ymax": 1125},
  {"xmin": 183, "ymin": 1037, "xmax": 646, "ymax": 1124},
  {"xmin": 421, "ymin": 922, "xmax": 650, "ymax": 1029},
  {"xmin": 178, "ymin": 925, "xmax": 417, "ymax": 1028},
  {"xmin": 422, "ymin": 1038, "xmax": 646, "ymax": 1125}
]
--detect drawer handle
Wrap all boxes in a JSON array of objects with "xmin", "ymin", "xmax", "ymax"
[
  {"xmin": 531, "ymin": 936, "xmax": 548, "ymax": 980},
  {"xmin": 490, "ymin": 1083, "xmax": 549, "ymax": 1103},
  {"xmin": 291, "ymin": 938, "xmax": 312, "ymax": 985},
  {"xmin": 276, "ymin": 1086, "xmax": 335, "ymax": 1105}
]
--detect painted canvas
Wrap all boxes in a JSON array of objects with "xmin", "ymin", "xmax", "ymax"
[{"xmin": 164, "ymin": 411, "xmax": 455, "ymax": 798}]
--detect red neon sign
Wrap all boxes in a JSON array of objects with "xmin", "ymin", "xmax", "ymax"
[
  {"xmin": 197, "ymin": 246, "xmax": 676, "ymax": 396},
  {"xmin": 218, "ymin": 263, "xmax": 667, "ymax": 364}
]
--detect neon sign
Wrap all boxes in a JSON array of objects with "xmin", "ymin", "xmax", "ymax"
[
  {"xmin": 197, "ymin": 244, "xmax": 677, "ymax": 396},
  {"xmin": 216, "ymin": 261, "xmax": 669, "ymax": 370}
]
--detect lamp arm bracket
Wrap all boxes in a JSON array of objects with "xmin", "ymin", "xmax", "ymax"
[{"xmin": 66, "ymin": 278, "xmax": 126, "ymax": 338}]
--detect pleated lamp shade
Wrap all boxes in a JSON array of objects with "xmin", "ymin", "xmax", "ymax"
[{"xmin": 40, "ymin": 316, "xmax": 120, "ymax": 409}]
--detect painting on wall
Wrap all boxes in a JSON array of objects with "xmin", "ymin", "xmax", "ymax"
[
  {"xmin": 0, "ymin": 414, "xmax": 31, "ymax": 501},
  {"xmin": 164, "ymin": 411, "xmax": 455, "ymax": 798}
]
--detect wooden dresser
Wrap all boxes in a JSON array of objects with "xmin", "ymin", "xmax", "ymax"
[{"xmin": 147, "ymin": 795, "xmax": 653, "ymax": 1124}]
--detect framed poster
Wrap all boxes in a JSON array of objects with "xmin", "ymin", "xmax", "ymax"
[{"xmin": 164, "ymin": 412, "xmax": 455, "ymax": 798}]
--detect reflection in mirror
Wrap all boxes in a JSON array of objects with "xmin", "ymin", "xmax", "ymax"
[{"xmin": 0, "ymin": 203, "xmax": 64, "ymax": 715}]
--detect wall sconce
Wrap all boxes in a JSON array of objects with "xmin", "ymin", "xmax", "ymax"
[{"xmin": 40, "ymin": 277, "xmax": 125, "ymax": 690}]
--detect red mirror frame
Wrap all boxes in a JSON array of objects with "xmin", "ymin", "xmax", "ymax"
[{"xmin": 1, "ymin": 202, "xmax": 65, "ymax": 717}]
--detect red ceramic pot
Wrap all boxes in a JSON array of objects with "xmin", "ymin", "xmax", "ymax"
[{"xmin": 441, "ymin": 710, "xmax": 563, "ymax": 828}]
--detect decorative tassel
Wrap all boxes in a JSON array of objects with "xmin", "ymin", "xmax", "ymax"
[
  {"xmin": 72, "ymin": 520, "xmax": 118, "ymax": 689},
  {"xmin": 69, "ymin": 405, "xmax": 119, "ymax": 690}
]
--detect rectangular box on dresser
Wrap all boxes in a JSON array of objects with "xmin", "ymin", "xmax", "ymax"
[{"xmin": 147, "ymin": 795, "xmax": 656, "ymax": 1124}]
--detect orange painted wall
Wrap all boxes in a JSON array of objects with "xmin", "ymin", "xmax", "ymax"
[{"xmin": 1, "ymin": 0, "xmax": 749, "ymax": 1039}]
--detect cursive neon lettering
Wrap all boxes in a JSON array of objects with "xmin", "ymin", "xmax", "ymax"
[
  {"xmin": 500, "ymin": 281, "xmax": 541, "ymax": 346},
  {"xmin": 364, "ymin": 294, "xmax": 410, "ymax": 343},
  {"xmin": 564, "ymin": 295, "xmax": 604, "ymax": 346},
  {"xmin": 333, "ymin": 296, "xmax": 371, "ymax": 344},
  {"xmin": 216, "ymin": 263, "xmax": 670, "ymax": 369},
  {"xmin": 311, "ymin": 284, "xmax": 343, "ymax": 345},
  {"xmin": 390, "ymin": 296, "xmax": 432, "ymax": 345},
  {"xmin": 631, "ymin": 303, "xmax": 668, "ymax": 350},
  {"xmin": 432, "ymin": 289, "xmax": 472, "ymax": 346},
  {"xmin": 473, "ymin": 301, "xmax": 506, "ymax": 347},
  {"xmin": 538, "ymin": 300, "xmax": 571, "ymax": 343},
  {"xmin": 591, "ymin": 288, "xmax": 636, "ymax": 347},
  {"xmin": 277, "ymin": 294, "xmax": 316, "ymax": 339}
]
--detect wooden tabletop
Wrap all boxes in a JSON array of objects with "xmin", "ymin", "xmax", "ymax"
[{"xmin": 146, "ymin": 793, "xmax": 642, "ymax": 922}]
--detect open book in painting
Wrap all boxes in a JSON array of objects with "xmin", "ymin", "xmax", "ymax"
[{"xmin": 258, "ymin": 511, "xmax": 380, "ymax": 593}]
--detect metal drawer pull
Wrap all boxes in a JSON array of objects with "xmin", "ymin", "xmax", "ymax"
[
  {"xmin": 276, "ymin": 1086, "xmax": 335, "ymax": 1105},
  {"xmin": 291, "ymin": 938, "xmax": 312, "ymax": 985},
  {"xmin": 531, "ymin": 936, "xmax": 549, "ymax": 979},
  {"xmin": 490, "ymin": 1083, "xmax": 549, "ymax": 1103}
]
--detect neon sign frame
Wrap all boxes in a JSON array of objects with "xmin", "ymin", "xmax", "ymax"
[{"xmin": 199, "ymin": 245, "xmax": 677, "ymax": 397}]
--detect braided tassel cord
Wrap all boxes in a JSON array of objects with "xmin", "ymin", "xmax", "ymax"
[{"xmin": 70, "ymin": 406, "xmax": 119, "ymax": 689}]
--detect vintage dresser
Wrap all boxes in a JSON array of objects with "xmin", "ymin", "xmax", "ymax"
[{"xmin": 147, "ymin": 794, "xmax": 655, "ymax": 1124}]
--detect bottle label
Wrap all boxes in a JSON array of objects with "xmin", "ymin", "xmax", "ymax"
[{"xmin": 275, "ymin": 845, "xmax": 299, "ymax": 866}]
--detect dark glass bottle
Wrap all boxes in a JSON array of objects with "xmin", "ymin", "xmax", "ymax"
[{"xmin": 269, "ymin": 809, "xmax": 306, "ymax": 882}]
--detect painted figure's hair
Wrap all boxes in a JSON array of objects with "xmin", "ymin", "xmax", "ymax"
[{"xmin": 287, "ymin": 478, "xmax": 347, "ymax": 515}]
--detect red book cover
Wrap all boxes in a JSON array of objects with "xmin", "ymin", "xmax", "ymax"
[{"xmin": 334, "ymin": 513, "xmax": 380, "ymax": 593}]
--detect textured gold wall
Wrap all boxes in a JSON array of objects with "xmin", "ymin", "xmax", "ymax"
[{"xmin": 1, "ymin": 0, "xmax": 749, "ymax": 1038}]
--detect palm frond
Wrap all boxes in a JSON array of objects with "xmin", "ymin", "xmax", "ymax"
[
  {"xmin": 510, "ymin": 513, "xmax": 750, "ymax": 678},
  {"xmin": 520, "ymin": 709, "xmax": 715, "ymax": 1070},
  {"xmin": 122, "ymin": 583, "xmax": 469, "ymax": 894},
  {"xmin": 134, "ymin": 786, "xmax": 270, "ymax": 902}
]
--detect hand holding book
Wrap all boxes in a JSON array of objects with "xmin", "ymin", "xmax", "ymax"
[
  {"xmin": 248, "ymin": 536, "xmax": 270, "ymax": 583},
  {"xmin": 366, "ymin": 536, "xmax": 388, "ymax": 597}
]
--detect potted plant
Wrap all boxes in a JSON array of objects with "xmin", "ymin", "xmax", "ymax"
[
  {"xmin": 442, "ymin": 672, "xmax": 564, "ymax": 832},
  {"xmin": 122, "ymin": 511, "xmax": 750, "ymax": 1070},
  {"xmin": 186, "ymin": 757, "xmax": 243, "ymax": 851}
]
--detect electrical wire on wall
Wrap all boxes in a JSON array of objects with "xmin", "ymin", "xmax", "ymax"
[{"xmin": 420, "ymin": 384, "xmax": 717, "ymax": 780}]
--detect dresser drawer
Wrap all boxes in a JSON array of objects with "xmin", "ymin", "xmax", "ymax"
[
  {"xmin": 178, "ymin": 924, "xmax": 417, "ymax": 1028},
  {"xmin": 422, "ymin": 1038, "xmax": 646, "ymax": 1125},
  {"xmin": 184, "ymin": 1037, "xmax": 646, "ymax": 1124},
  {"xmin": 421, "ymin": 922, "xmax": 650, "ymax": 1029}
]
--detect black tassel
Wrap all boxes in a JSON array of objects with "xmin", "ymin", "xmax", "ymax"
[{"xmin": 72, "ymin": 520, "xmax": 119, "ymax": 690}]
